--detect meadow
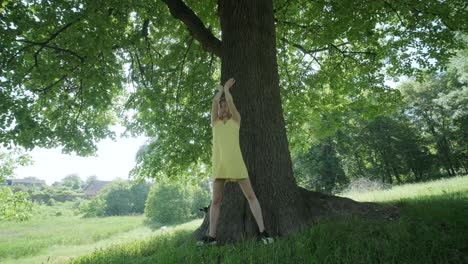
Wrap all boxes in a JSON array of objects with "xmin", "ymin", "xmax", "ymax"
[
  {"xmin": 0, "ymin": 201, "xmax": 201, "ymax": 264},
  {"xmin": 1, "ymin": 176, "xmax": 467, "ymax": 264},
  {"xmin": 69, "ymin": 176, "xmax": 468, "ymax": 264}
]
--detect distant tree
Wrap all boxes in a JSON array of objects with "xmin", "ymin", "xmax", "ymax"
[
  {"xmin": 399, "ymin": 62, "xmax": 468, "ymax": 176},
  {"xmin": 294, "ymin": 137, "xmax": 348, "ymax": 194},
  {"xmin": 130, "ymin": 182, "xmax": 151, "ymax": 214},
  {"xmin": 83, "ymin": 175, "xmax": 98, "ymax": 190},
  {"xmin": 80, "ymin": 181, "xmax": 151, "ymax": 217},
  {"xmin": 79, "ymin": 197, "xmax": 106, "ymax": 218},
  {"xmin": 363, "ymin": 116, "xmax": 435, "ymax": 183},
  {"xmin": 0, "ymin": 149, "xmax": 33, "ymax": 182},
  {"xmin": 60, "ymin": 174, "xmax": 83, "ymax": 190},
  {"xmin": 0, "ymin": 149, "xmax": 34, "ymax": 221},
  {"xmin": 145, "ymin": 182, "xmax": 209, "ymax": 224},
  {"xmin": 105, "ymin": 187, "xmax": 133, "ymax": 216}
]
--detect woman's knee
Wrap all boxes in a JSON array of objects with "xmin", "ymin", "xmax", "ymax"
[
  {"xmin": 245, "ymin": 193, "xmax": 257, "ymax": 202},
  {"xmin": 211, "ymin": 179, "xmax": 225, "ymax": 207}
]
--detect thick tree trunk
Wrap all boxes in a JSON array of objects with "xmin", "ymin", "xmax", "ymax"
[
  {"xmin": 193, "ymin": 0, "xmax": 398, "ymax": 244},
  {"xmin": 198, "ymin": 0, "xmax": 311, "ymax": 243}
]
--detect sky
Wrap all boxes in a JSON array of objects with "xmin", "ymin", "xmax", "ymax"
[{"xmin": 13, "ymin": 126, "xmax": 148, "ymax": 185}]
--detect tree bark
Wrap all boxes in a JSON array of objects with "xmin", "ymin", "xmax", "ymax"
[
  {"xmin": 191, "ymin": 0, "xmax": 399, "ymax": 244},
  {"xmin": 201, "ymin": 0, "xmax": 311, "ymax": 243}
]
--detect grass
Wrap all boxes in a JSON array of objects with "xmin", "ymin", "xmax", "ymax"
[
  {"xmin": 0, "ymin": 202, "xmax": 145, "ymax": 262},
  {"xmin": 69, "ymin": 176, "xmax": 468, "ymax": 264},
  {"xmin": 0, "ymin": 219, "xmax": 202, "ymax": 264},
  {"xmin": 0, "ymin": 200, "xmax": 205, "ymax": 264},
  {"xmin": 340, "ymin": 175, "xmax": 468, "ymax": 202}
]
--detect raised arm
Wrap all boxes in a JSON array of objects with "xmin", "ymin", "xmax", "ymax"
[
  {"xmin": 211, "ymin": 85, "xmax": 223, "ymax": 126},
  {"xmin": 223, "ymin": 78, "xmax": 241, "ymax": 123}
]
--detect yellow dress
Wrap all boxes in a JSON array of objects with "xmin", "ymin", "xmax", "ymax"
[{"xmin": 212, "ymin": 119, "xmax": 248, "ymax": 181}]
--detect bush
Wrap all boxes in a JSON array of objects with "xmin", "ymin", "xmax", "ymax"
[
  {"xmin": 46, "ymin": 198, "xmax": 56, "ymax": 206},
  {"xmin": 145, "ymin": 182, "xmax": 210, "ymax": 225},
  {"xmin": 191, "ymin": 187, "xmax": 210, "ymax": 218},
  {"xmin": 72, "ymin": 198, "xmax": 84, "ymax": 210},
  {"xmin": 30, "ymin": 187, "xmax": 83, "ymax": 203},
  {"xmin": 104, "ymin": 187, "xmax": 133, "ymax": 216},
  {"xmin": 130, "ymin": 183, "xmax": 151, "ymax": 214},
  {"xmin": 0, "ymin": 187, "xmax": 33, "ymax": 221},
  {"xmin": 79, "ymin": 198, "xmax": 106, "ymax": 218},
  {"xmin": 79, "ymin": 181, "xmax": 151, "ymax": 217}
]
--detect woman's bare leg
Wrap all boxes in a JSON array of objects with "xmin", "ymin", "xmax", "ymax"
[
  {"xmin": 238, "ymin": 178, "xmax": 265, "ymax": 232},
  {"xmin": 209, "ymin": 179, "xmax": 225, "ymax": 238}
]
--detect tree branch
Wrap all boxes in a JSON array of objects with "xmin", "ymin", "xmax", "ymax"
[
  {"xmin": 282, "ymin": 38, "xmax": 377, "ymax": 68},
  {"xmin": 17, "ymin": 39, "xmax": 85, "ymax": 63},
  {"xmin": 383, "ymin": 1, "xmax": 407, "ymax": 28},
  {"xmin": 29, "ymin": 21, "xmax": 76, "ymax": 63},
  {"xmin": 33, "ymin": 74, "xmax": 68, "ymax": 94},
  {"xmin": 74, "ymin": 79, "xmax": 84, "ymax": 124},
  {"xmin": 161, "ymin": 0, "xmax": 222, "ymax": 57},
  {"xmin": 280, "ymin": 37, "xmax": 329, "ymax": 54},
  {"xmin": 275, "ymin": 19, "xmax": 322, "ymax": 33},
  {"xmin": 32, "ymin": 64, "xmax": 80, "ymax": 94},
  {"xmin": 403, "ymin": 2, "xmax": 455, "ymax": 31}
]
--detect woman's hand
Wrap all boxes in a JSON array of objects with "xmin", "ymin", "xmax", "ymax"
[
  {"xmin": 223, "ymin": 78, "xmax": 236, "ymax": 91},
  {"xmin": 213, "ymin": 85, "xmax": 223, "ymax": 101}
]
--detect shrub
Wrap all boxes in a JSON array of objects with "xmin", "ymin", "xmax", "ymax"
[
  {"xmin": 130, "ymin": 183, "xmax": 151, "ymax": 214},
  {"xmin": 79, "ymin": 181, "xmax": 151, "ymax": 217},
  {"xmin": 104, "ymin": 187, "xmax": 133, "ymax": 216},
  {"xmin": 46, "ymin": 198, "xmax": 56, "ymax": 206},
  {"xmin": 191, "ymin": 187, "xmax": 210, "ymax": 218},
  {"xmin": 72, "ymin": 198, "xmax": 84, "ymax": 210},
  {"xmin": 30, "ymin": 187, "xmax": 83, "ymax": 203},
  {"xmin": 0, "ymin": 187, "xmax": 33, "ymax": 221},
  {"xmin": 79, "ymin": 198, "xmax": 106, "ymax": 218},
  {"xmin": 145, "ymin": 182, "xmax": 210, "ymax": 225}
]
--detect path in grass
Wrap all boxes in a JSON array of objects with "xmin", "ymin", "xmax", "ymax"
[{"xmin": 1, "ymin": 219, "xmax": 202, "ymax": 264}]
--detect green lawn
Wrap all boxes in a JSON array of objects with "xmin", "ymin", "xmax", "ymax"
[
  {"xmin": 0, "ymin": 202, "xmax": 143, "ymax": 261},
  {"xmin": 70, "ymin": 176, "xmax": 468, "ymax": 264},
  {"xmin": 340, "ymin": 175, "xmax": 468, "ymax": 202},
  {"xmin": 0, "ymin": 201, "xmax": 204, "ymax": 264}
]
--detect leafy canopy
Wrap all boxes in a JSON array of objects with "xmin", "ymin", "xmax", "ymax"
[{"xmin": 1, "ymin": 0, "xmax": 466, "ymax": 180}]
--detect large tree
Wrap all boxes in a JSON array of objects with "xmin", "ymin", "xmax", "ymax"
[{"xmin": 1, "ymin": 0, "xmax": 466, "ymax": 242}]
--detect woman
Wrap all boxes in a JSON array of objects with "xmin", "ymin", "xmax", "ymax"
[{"xmin": 197, "ymin": 78, "xmax": 273, "ymax": 245}]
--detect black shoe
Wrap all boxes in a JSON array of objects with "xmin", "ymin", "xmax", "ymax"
[
  {"xmin": 258, "ymin": 231, "xmax": 274, "ymax": 244},
  {"xmin": 196, "ymin": 235, "xmax": 217, "ymax": 246}
]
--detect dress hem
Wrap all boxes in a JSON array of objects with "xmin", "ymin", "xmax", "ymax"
[{"xmin": 212, "ymin": 176, "xmax": 248, "ymax": 182}]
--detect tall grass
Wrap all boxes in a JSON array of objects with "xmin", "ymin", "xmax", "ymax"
[
  {"xmin": 70, "ymin": 176, "xmax": 468, "ymax": 264},
  {"xmin": 340, "ymin": 175, "xmax": 468, "ymax": 202},
  {"xmin": 0, "ymin": 202, "xmax": 144, "ymax": 261},
  {"xmin": 0, "ymin": 219, "xmax": 202, "ymax": 264}
]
